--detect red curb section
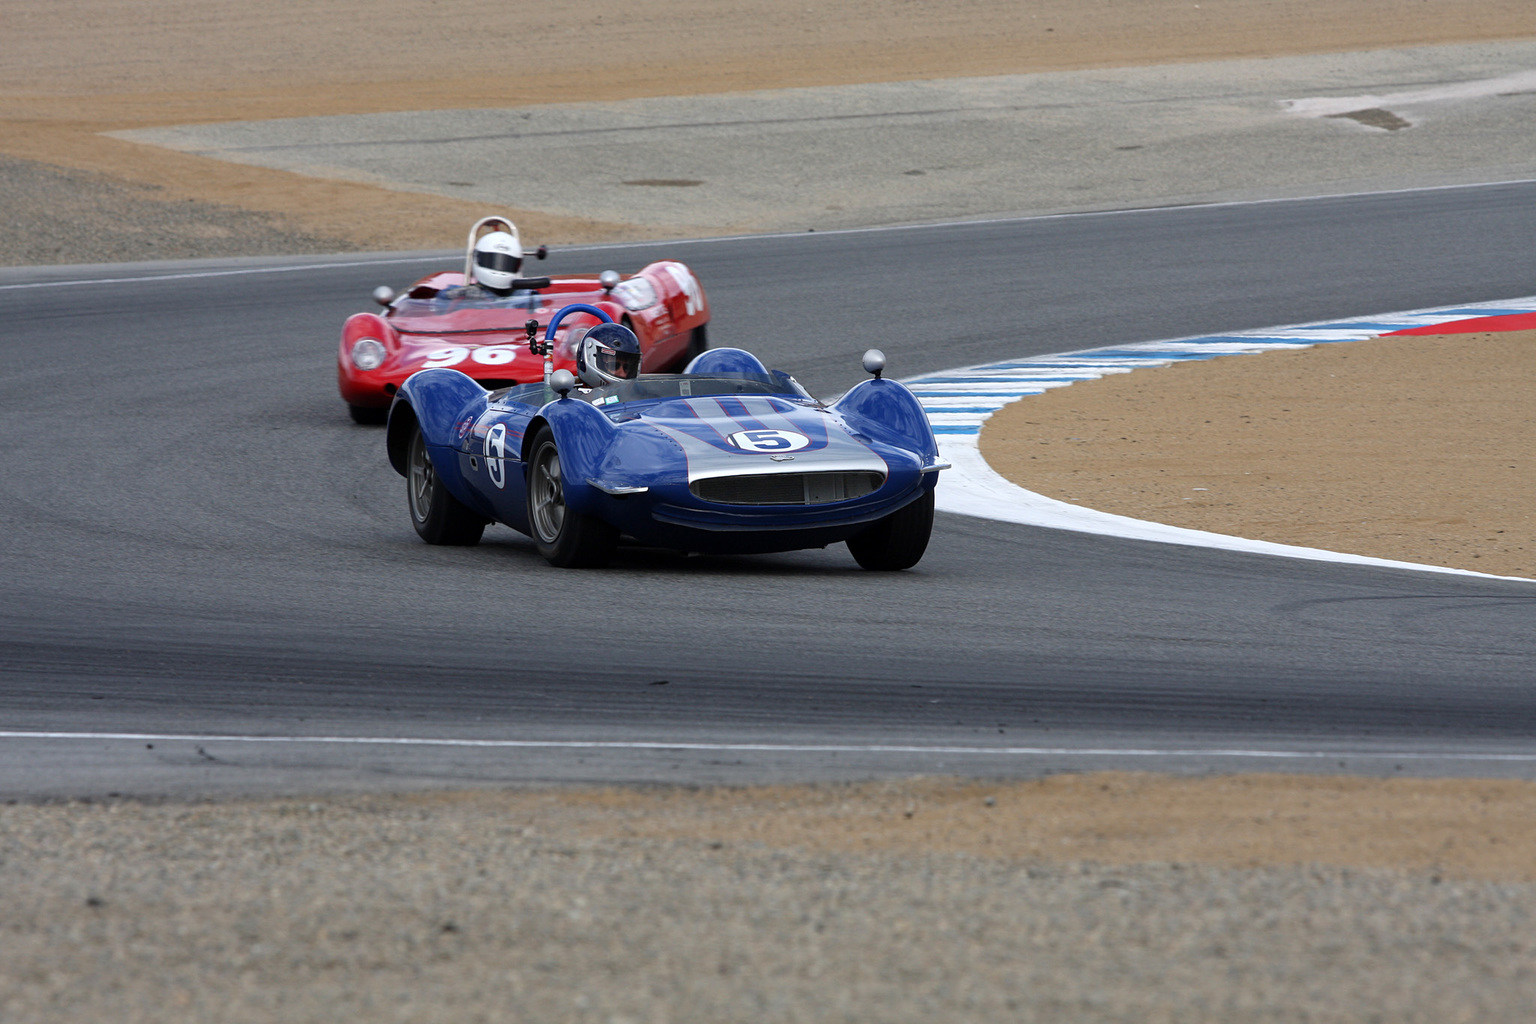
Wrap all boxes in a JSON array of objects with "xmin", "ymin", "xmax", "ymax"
[{"xmin": 1386, "ymin": 310, "xmax": 1536, "ymax": 335}]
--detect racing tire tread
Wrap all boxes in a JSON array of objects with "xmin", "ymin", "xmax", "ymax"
[
  {"xmin": 407, "ymin": 427, "xmax": 486, "ymax": 546},
  {"xmin": 526, "ymin": 427, "xmax": 619, "ymax": 569},
  {"xmin": 349, "ymin": 403, "xmax": 389, "ymax": 425},
  {"xmin": 846, "ymin": 489, "xmax": 934, "ymax": 571},
  {"xmin": 669, "ymin": 324, "xmax": 709, "ymax": 372}
]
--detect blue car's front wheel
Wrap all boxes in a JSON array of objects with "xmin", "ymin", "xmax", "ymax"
[
  {"xmin": 525, "ymin": 426, "xmax": 618, "ymax": 568},
  {"xmin": 846, "ymin": 489, "xmax": 933, "ymax": 571},
  {"xmin": 407, "ymin": 427, "xmax": 485, "ymax": 546}
]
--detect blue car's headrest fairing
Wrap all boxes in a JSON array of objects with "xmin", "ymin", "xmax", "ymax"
[{"xmin": 684, "ymin": 348, "xmax": 769, "ymax": 375}]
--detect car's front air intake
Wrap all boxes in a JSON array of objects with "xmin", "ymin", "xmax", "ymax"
[{"xmin": 692, "ymin": 471, "xmax": 884, "ymax": 505}]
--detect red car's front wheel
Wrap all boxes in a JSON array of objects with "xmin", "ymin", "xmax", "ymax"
[{"xmin": 349, "ymin": 403, "xmax": 388, "ymax": 425}]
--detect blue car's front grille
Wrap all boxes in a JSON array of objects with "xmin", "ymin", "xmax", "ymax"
[{"xmin": 692, "ymin": 471, "xmax": 884, "ymax": 505}]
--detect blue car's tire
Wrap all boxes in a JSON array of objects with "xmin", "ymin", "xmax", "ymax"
[
  {"xmin": 407, "ymin": 427, "xmax": 486, "ymax": 546},
  {"xmin": 525, "ymin": 426, "xmax": 618, "ymax": 568},
  {"xmin": 847, "ymin": 489, "xmax": 934, "ymax": 571}
]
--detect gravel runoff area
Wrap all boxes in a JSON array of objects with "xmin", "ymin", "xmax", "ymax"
[
  {"xmin": 0, "ymin": 155, "xmax": 361, "ymax": 266},
  {"xmin": 982, "ymin": 328, "xmax": 1536, "ymax": 580},
  {"xmin": 6, "ymin": 777, "xmax": 1536, "ymax": 1023}
]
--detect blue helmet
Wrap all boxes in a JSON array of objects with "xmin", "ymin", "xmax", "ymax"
[{"xmin": 575, "ymin": 322, "xmax": 642, "ymax": 387}]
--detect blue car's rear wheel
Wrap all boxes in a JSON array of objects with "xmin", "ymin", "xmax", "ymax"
[
  {"xmin": 526, "ymin": 426, "xmax": 618, "ymax": 568},
  {"xmin": 846, "ymin": 489, "xmax": 934, "ymax": 571},
  {"xmin": 407, "ymin": 427, "xmax": 486, "ymax": 546}
]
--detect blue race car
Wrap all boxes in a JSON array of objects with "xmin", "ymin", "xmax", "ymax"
[{"xmin": 385, "ymin": 304, "xmax": 947, "ymax": 569}]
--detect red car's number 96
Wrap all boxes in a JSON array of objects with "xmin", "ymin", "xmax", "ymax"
[
  {"xmin": 421, "ymin": 346, "xmax": 519, "ymax": 368},
  {"xmin": 422, "ymin": 347, "xmax": 469, "ymax": 368}
]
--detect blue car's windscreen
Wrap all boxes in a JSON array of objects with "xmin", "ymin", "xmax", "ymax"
[
  {"xmin": 490, "ymin": 373, "xmax": 815, "ymax": 409},
  {"xmin": 597, "ymin": 372, "xmax": 812, "ymax": 404}
]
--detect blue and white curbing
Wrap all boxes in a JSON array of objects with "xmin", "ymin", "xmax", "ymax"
[{"xmin": 905, "ymin": 295, "xmax": 1536, "ymax": 581}]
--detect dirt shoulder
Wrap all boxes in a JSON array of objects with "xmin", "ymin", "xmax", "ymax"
[
  {"xmin": 546, "ymin": 772, "xmax": 1536, "ymax": 880},
  {"xmin": 5, "ymin": 775, "xmax": 1536, "ymax": 1022},
  {"xmin": 4, "ymin": 0, "xmax": 1534, "ymax": 253},
  {"xmin": 982, "ymin": 329, "xmax": 1536, "ymax": 579}
]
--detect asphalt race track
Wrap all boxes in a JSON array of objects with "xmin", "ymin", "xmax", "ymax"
[{"xmin": 3, "ymin": 182, "xmax": 1535, "ymax": 797}]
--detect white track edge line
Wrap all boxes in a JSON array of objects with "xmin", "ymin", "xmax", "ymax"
[
  {"xmin": 556, "ymin": 175, "xmax": 1536, "ymax": 252},
  {"xmin": 0, "ymin": 254, "xmax": 449, "ymax": 291},
  {"xmin": 3, "ymin": 731, "xmax": 1535, "ymax": 761},
  {"xmin": 6, "ymin": 177, "xmax": 1535, "ymax": 289}
]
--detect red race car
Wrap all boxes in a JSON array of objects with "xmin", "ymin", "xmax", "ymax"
[{"xmin": 338, "ymin": 215, "xmax": 710, "ymax": 423}]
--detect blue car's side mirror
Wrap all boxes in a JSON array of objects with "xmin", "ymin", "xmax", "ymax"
[{"xmin": 862, "ymin": 349, "xmax": 886, "ymax": 379}]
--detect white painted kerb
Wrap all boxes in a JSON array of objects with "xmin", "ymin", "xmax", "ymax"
[{"xmin": 920, "ymin": 297, "xmax": 1536, "ymax": 582}]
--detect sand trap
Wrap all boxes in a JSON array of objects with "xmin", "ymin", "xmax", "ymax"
[{"xmin": 981, "ymin": 329, "xmax": 1535, "ymax": 579}]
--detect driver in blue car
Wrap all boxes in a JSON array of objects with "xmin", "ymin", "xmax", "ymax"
[{"xmin": 575, "ymin": 323, "xmax": 643, "ymax": 391}]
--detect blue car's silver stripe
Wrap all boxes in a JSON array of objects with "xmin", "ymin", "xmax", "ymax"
[
  {"xmin": 665, "ymin": 396, "xmax": 832, "ymax": 451},
  {"xmin": 644, "ymin": 404, "xmax": 888, "ymax": 484}
]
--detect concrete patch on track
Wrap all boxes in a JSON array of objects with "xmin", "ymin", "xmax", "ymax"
[
  {"xmin": 916, "ymin": 295, "xmax": 1536, "ymax": 581},
  {"xmin": 1284, "ymin": 67, "xmax": 1536, "ymax": 130}
]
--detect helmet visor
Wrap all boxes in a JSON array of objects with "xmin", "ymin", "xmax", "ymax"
[
  {"xmin": 474, "ymin": 249, "xmax": 522, "ymax": 276},
  {"xmin": 595, "ymin": 343, "xmax": 640, "ymax": 381}
]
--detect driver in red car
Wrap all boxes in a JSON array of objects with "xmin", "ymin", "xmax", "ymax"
[{"xmin": 432, "ymin": 228, "xmax": 526, "ymax": 303}]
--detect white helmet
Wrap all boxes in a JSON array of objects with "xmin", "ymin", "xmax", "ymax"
[{"xmin": 471, "ymin": 230, "xmax": 523, "ymax": 292}]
